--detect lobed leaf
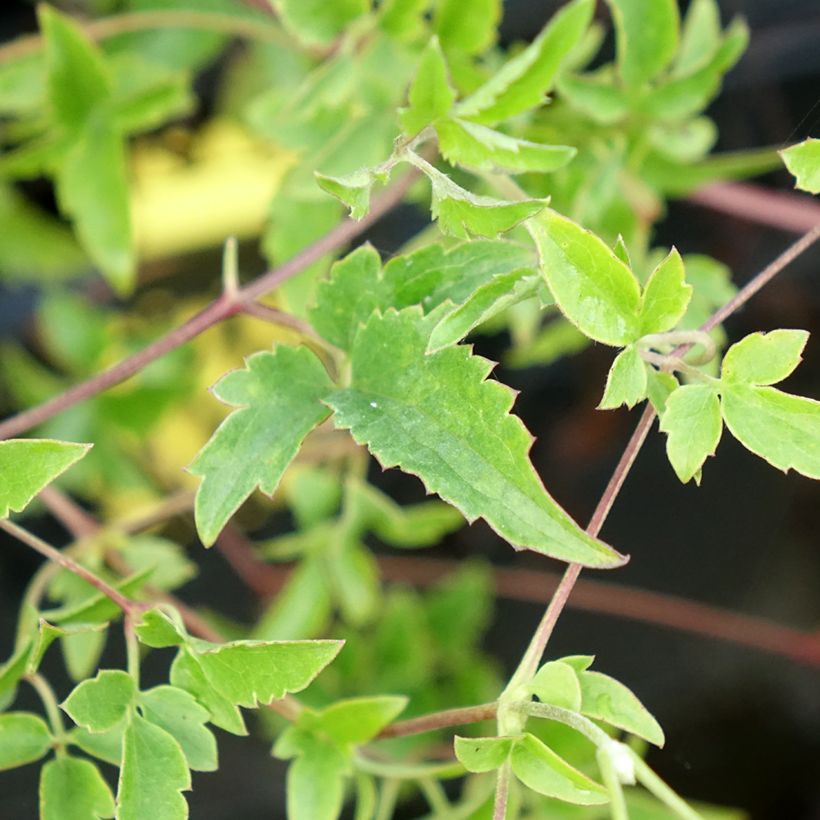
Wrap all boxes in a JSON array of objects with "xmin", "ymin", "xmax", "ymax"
[
  {"xmin": 454, "ymin": 735, "xmax": 515, "ymax": 773},
  {"xmin": 189, "ymin": 345, "xmax": 334, "ymax": 546},
  {"xmin": 0, "ymin": 439, "xmax": 90, "ymax": 518},
  {"xmin": 0, "ymin": 712, "xmax": 52, "ymax": 770},
  {"xmin": 780, "ymin": 138, "xmax": 820, "ymax": 194},
  {"xmin": 722, "ymin": 330, "xmax": 809, "ymax": 386},
  {"xmin": 62, "ymin": 670, "xmax": 136, "ymax": 734},
  {"xmin": 328, "ymin": 309, "xmax": 625, "ymax": 567},
  {"xmin": 39, "ymin": 756, "xmax": 115, "ymax": 820},
  {"xmin": 598, "ymin": 346, "xmax": 648, "ymax": 410}
]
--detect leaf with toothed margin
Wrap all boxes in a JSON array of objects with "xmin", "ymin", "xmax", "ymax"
[
  {"xmin": 326, "ymin": 308, "xmax": 625, "ymax": 567},
  {"xmin": 780, "ymin": 138, "xmax": 820, "ymax": 194},
  {"xmin": 314, "ymin": 165, "xmax": 390, "ymax": 220}
]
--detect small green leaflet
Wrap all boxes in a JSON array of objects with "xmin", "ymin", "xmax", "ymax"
[
  {"xmin": 189, "ymin": 345, "xmax": 334, "ymax": 546},
  {"xmin": 529, "ymin": 660, "xmax": 582, "ymax": 711},
  {"xmin": 282, "ymin": 733, "xmax": 349, "ymax": 820},
  {"xmin": 456, "ymin": 0, "xmax": 595, "ymax": 124},
  {"xmin": 117, "ymin": 715, "xmax": 190, "ymax": 820},
  {"xmin": 328, "ymin": 308, "xmax": 625, "ymax": 567},
  {"xmin": 598, "ymin": 346, "xmax": 648, "ymax": 410},
  {"xmin": 780, "ymin": 138, "xmax": 820, "ymax": 194},
  {"xmin": 0, "ymin": 712, "xmax": 52, "ymax": 770},
  {"xmin": 434, "ymin": 0, "xmax": 500, "ymax": 55},
  {"xmin": 134, "ymin": 608, "xmax": 187, "ymax": 649},
  {"xmin": 62, "ymin": 670, "xmax": 136, "ymax": 733},
  {"xmin": 315, "ymin": 166, "xmax": 386, "ymax": 220},
  {"xmin": 68, "ymin": 725, "xmax": 124, "ymax": 769},
  {"xmin": 454, "ymin": 735, "xmax": 515, "ymax": 773},
  {"xmin": 674, "ymin": 0, "xmax": 722, "ymax": 76},
  {"xmin": 640, "ymin": 249, "xmax": 692, "ymax": 334},
  {"xmin": 39, "ymin": 756, "xmax": 115, "ymax": 820},
  {"xmin": 510, "ymin": 732, "xmax": 608, "ymax": 805},
  {"xmin": 300, "ymin": 696, "xmax": 407, "ymax": 745},
  {"xmin": 722, "ymin": 329, "xmax": 808, "ymax": 386},
  {"xmin": 606, "ymin": 0, "xmax": 679, "ymax": 88},
  {"xmin": 399, "ymin": 38, "xmax": 455, "ymax": 136},
  {"xmin": 529, "ymin": 209, "xmax": 642, "ymax": 346},
  {"xmin": 0, "ymin": 439, "xmax": 90, "ymax": 518},
  {"xmin": 436, "ymin": 118, "xmax": 576, "ymax": 175},
  {"xmin": 659, "ymin": 384, "xmax": 722, "ymax": 484}
]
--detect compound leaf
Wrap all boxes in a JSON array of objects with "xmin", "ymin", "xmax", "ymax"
[
  {"xmin": 456, "ymin": 0, "xmax": 594, "ymax": 124},
  {"xmin": 39, "ymin": 756, "xmax": 115, "ymax": 820},
  {"xmin": 510, "ymin": 732, "xmax": 608, "ymax": 805},
  {"xmin": 530, "ymin": 210, "xmax": 642, "ymax": 346},
  {"xmin": 0, "ymin": 712, "xmax": 52, "ymax": 770},
  {"xmin": 721, "ymin": 385, "xmax": 820, "ymax": 480},
  {"xmin": 117, "ymin": 715, "xmax": 190, "ymax": 820},
  {"xmin": 189, "ymin": 345, "xmax": 334, "ymax": 546},
  {"xmin": 659, "ymin": 384, "xmax": 722, "ymax": 483},
  {"xmin": 640, "ymin": 249, "xmax": 692, "ymax": 334},
  {"xmin": 328, "ymin": 309, "xmax": 625, "ymax": 567},
  {"xmin": 780, "ymin": 138, "xmax": 820, "ymax": 194},
  {"xmin": 578, "ymin": 670, "xmax": 665, "ymax": 746},
  {"xmin": 455, "ymin": 735, "xmax": 514, "ymax": 773},
  {"xmin": 722, "ymin": 330, "xmax": 809, "ymax": 386},
  {"xmin": 62, "ymin": 670, "xmax": 136, "ymax": 734},
  {"xmin": 400, "ymin": 38, "xmax": 455, "ymax": 136},
  {"xmin": 0, "ymin": 439, "xmax": 90, "ymax": 518},
  {"xmin": 598, "ymin": 346, "xmax": 648, "ymax": 410}
]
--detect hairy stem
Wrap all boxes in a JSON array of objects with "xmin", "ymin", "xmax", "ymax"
[{"xmin": 493, "ymin": 763, "xmax": 512, "ymax": 820}]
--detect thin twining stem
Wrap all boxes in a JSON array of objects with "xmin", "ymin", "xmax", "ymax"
[
  {"xmin": 507, "ymin": 223, "xmax": 820, "ymax": 690},
  {"xmin": 0, "ymin": 165, "xmax": 420, "ymax": 442}
]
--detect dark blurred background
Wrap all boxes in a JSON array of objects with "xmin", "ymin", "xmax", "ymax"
[{"xmin": 1, "ymin": 1, "xmax": 819, "ymax": 818}]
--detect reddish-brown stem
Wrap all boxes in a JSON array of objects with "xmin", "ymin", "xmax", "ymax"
[
  {"xmin": 493, "ymin": 764, "xmax": 511, "ymax": 820},
  {"xmin": 37, "ymin": 486, "xmax": 99, "ymax": 540},
  {"xmin": 378, "ymin": 703, "xmax": 498, "ymax": 740},
  {"xmin": 0, "ymin": 167, "xmax": 420, "ymax": 442},
  {"xmin": 216, "ymin": 524, "xmax": 284, "ymax": 598}
]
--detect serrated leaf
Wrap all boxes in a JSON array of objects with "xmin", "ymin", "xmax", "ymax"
[
  {"xmin": 169, "ymin": 649, "xmax": 246, "ymax": 736},
  {"xmin": 530, "ymin": 661, "xmax": 582, "ymax": 711},
  {"xmin": 327, "ymin": 309, "xmax": 624, "ymax": 567},
  {"xmin": 640, "ymin": 249, "xmax": 692, "ymax": 334},
  {"xmin": 659, "ymin": 384, "xmax": 722, "ymax": 483},
  {"xmin": 273, "ymin": 0, "xmax": 368, "ymax": 45},
  {"xmin": 400, "ymin": 38, "xmax": 455, "ymax": 135},
  {"xmin": 62, "ymin": 670, "xmax": 136, "ymax": 733},
  {"xmin": 189, "ymin": 345, "xmax": 334, "ymax": 546},
  {"xmin": 454, "ymin": 735, "xmax": 514, "ymax": 773},
  {"xmin": 578, "ymin": 670, "xmax": 665, "ymax": 746},
  {"xmin": 193, "ymin": 640, "xmax": 343, "ymax": 708},
  {"xmin": 436, "ymin": 118, "xmax": 576, "ymax": 174},
  {"xmin": 303, "ymin": 696, "xmax": 408, "ymax": 745},
  {"xmin": 0, "ymin": 439, "xmax": 90, "ymax": 518},
  {"xmin": 40, "ymin": 756, "xmax": 115, "ymax": 820},
  {"xmin": 0, "ymin": 713, "xmax": 51, "ymax": 770},
  {"xmin": 117, "ymin": 715, "xmax": 190, "ymax": 820},
  {"xmin": 606, "ymin": 0, "xmax": 679, "ymax": 88},
  {"xmin": 721, "ymin": 385, "xmax": 820, "ymax": 480},
  {"xmin": 135, "ymin": 608, "xmax": 187, "ymax": 649},
  {"xmin": 39, "ymin": 5, "xmax": 111, "ymax": 131},
  {"xmin": 722, "ymin": 330, "xmax": 809, "ymax": 386},
  {"xmin": 55, "ymin": 112, "xmax": 134, "ymax": 294},
  {"xmin": 456, "ymin": 0, "xmax": 595, "ymax": 124},
  {"xmin": 510, "ymin": 732, "xmax": 608, "ymax": 805},
  {"xmin": 139, "ymin": 686, "xmax": 217, "ymax": 772},
  {"xmin": 529, "ymin": 210, "xmax": 642, "ymax": 346},
  {"xmin": 435, "ymin": 0, "xmax": 500, "ymax": 55},
  {"xmin": 598, "ymin": 346, "xmax": 648, "ymax": 410},
  {"xmin": 781, "ymin": 138, "xmax": 820, "ymax": 194},
  {"xmin": 69, "ymin": 724, "xmax": 124, "ymax": 767},
  {"xmin": 285, "ymin": 734, "xmax": 349, "ymax": 820}
]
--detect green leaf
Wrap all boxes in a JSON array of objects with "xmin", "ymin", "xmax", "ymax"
[
  {"xmin": 69, "ymin": 724, "xmax": 124, "ymax": 767},
  {"xmin": 437, "ymin": 118, "xmax": 576, "ymax": 174},
  {"xmin": 169, "ymin": 649, "xmax": 246, "ymax": 736},
  {"xmin": 556, "ymin": 70, "xmax": 630, "ymax": 124},
  {"xmin": 380, "ymin": 0, "xmax": 428, "ymax": 39},
  {"xmin": 328, "ymin": 538, "xmax": 380, "ymax": 626},
  {"xmin": 39, "ymin": 5, "xmax": 111, "ymax": 131},
  {"xmin": 646, "ymin": 369, "xmax": 679, "ymax": 415},
  {"xmin": 328, "ymin": 309, "xmax": 624, "ymax": 567},
  {"xmin": 303, "ymin": 696, "xmax": 408, "ymax": 745},
  {"xmin": 529, "ymin": 661, "xmax": 582, "ymax": 711},
  {"xmin": 39, "ymin": 756, "xmax": 115, "ymax": 820},
  {"xmin": 434, "ymin": 0, "xmax": 500, "ymax": 55},
  {"xmin": 674, "ymin": 0, "xmax": 722, "ymax": 76},
  {"xmin": 192, "ymin": 639, "xmax": 343, "ymax": 708},
  {"xmin": 578, "ymin": 670, "xmax": 665, "ymax": 746},
  {"xmin": 781, "ymin": 138, "xmax": 820, "ymax": 194},
  {"xmin": 510, "ymin": 732, "xmax": 608, "ymax": 805},
  {"xmin": 640, "ymin": 249, "xmax": 692, "ymax": 334},
  {"xmin": 62, "ymin": 670, "xmax": 136, "ymax": 733},
  {"xmin": 722, "ymin": 330, "xmax": 809, "ymax": 386},
  {"xmin": 0, "ymin": 712, "xmax": 52, "ymax": 770},
  {"xmin": 558, "ymin": 655, "xmax": 595, "ymax": 672},
  {"xmin": 118, "ymin": 537, "xmax": 196, "ymax": 593},
  {"xmin": 117, "ymin": 715, "xmax": 190, "ymax": 820},
  {"xmin": 285, "ymin": 734, "xmax": 349, "ymax": 820},
  {"xmin": 284, "ymin": 466, "xmax": 343, "ymax": 529},
  {"xmin": 721, "ymin": 385, "xmax": 820, "ymax": 480},
  {"xmin": 400, "ymin": 38, "xmax": 455, "ymax": 136},
  {"xmin": 63, "ymin": 631, "xmax": 107, "ymax": 684},
  {"xmin": 55, "ymin": 112, "xmax": 134, "ymax": 294},
  {"xmin": 189, "ymin": 345, "xmax": 334, "ymax": 546},
  {"xmin": 598, "ymin": 346, "xmax": 648, "ymax": 410},
  {"xmin": 529, "ymin": 210, "xmax": 642, "ymax": 346},
  {"xmin": 315, "ymin": 167, "xmax": 382, "ymax": 220},
  {"xmin": 139, "ymin": 686, "xmax": 217, "ymax": 772},
  {"xmin": 0, "ymin": 439, "xmax": 90, "ymax": 518},
  {"xmin": 659, "ymin": 384, "xmax": 722, "ymax": 484},
  {"xmin": 135, "ymin": 608, "xmax": 188, "ymax": 650},
  {"xmin": 273, "ymin": 0, "xmax": 368, "ymax": 45},
  {"xmin": 454, "ymin": 735, "xmax": 514, "ymax": 773},
  {"xmin": 28, "ymin": 621, "xmax": 106, "ymax": 675},
  {"xmin": 0, "ymin": 643, "xmax": 33, "ymax": 711},
  {"xmin": 606, "ymin": 0, "xmax": 679, "ymax": 88},
  {"xmin": 456, "ymin": 0, "xmax": 595, "ymax": 124}
]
